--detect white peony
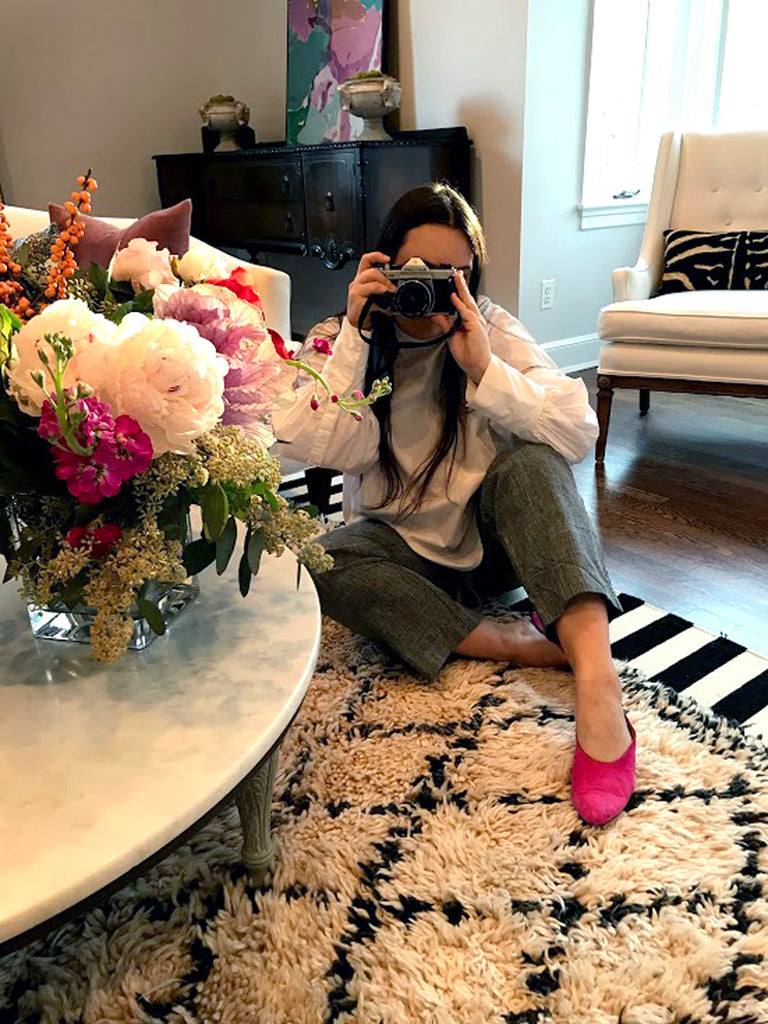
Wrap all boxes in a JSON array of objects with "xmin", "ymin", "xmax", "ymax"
[
  {"xmin": 92, "ymin": 313, "xmax": 228, "ymax": 455},
  {"xmin": 175, "ymin": 248, "xmax": 229, "ymax": 284},
  {"xmin": 111, "ymin": 238, "xmax": 177, "ymax": 293},
  {"xmin": 5, "ymin": 299, "xmax": 117, "ymax": 415}
]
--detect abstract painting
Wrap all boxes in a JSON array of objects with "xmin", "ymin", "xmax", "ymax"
[{"xmin": 287, "ymin": 0, "xmax": 386, "ymax": 145}]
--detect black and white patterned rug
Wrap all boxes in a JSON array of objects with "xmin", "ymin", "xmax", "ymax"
[{"xmin": 2, "ymin": 562, "xmax": 768, "ymax": 1018}]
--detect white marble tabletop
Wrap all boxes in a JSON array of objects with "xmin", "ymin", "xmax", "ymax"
[{"xmin": 0, "ymin": 551, "xmax": 321, "ymax": 946}]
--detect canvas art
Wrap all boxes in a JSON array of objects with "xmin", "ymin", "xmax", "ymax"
[{"xmin": 287, "ymin": 0, "xmax": 386, "ymax": 145}]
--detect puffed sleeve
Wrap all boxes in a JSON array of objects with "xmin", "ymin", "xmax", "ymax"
[
  {"xmin": 465, "ymin": 299, "xmax": 598, "ymax": 464},
  {"xmin": 271, "ymin": 317, "xmax": 381, "ymax": 474}
]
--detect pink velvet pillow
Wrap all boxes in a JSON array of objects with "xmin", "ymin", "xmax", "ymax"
[{"xmin": 48, "ymin": 199, "xmax": 192, "ymax": 268}]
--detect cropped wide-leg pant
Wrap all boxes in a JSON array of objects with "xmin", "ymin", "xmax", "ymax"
[{"xmin": 308, "ymin": 442, "xmax": 620, "ymax": 679}]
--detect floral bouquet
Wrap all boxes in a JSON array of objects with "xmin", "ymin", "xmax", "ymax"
[{"xmin": 0, "ymin": 172, "xmax": 390, "ymax": 662}]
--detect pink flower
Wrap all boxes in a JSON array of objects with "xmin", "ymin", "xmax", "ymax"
[
  {"xmin": 312, "ymin": 336, "xmax": 333, "ymax": 356},
  {"xmin": 39, "ymin": 401, "xmax": 62, "ymax": 441},
  {"xmin": 54, "ymin": 450, "xmax": 123, "ymax": 504},
  {"xmin": 98, "ymin": 415, "xmax": 153, "ymax": 480}
]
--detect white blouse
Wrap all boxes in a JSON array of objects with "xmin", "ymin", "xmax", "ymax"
[{"xmin": 271, "ymin": 297, "xmax": 598, "ymax": 569}]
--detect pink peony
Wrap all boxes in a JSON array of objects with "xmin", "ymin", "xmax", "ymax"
[
  {"xmin": 111, "ymin": 238, "xmax": 177, "ymax": 294},
  {"xmin": 88, "ymin": 313, "xmax": 226, "ymax": 456},
  {"xmin": 5, "ymin": 299, "xmax": 116, "ymax": 415}
]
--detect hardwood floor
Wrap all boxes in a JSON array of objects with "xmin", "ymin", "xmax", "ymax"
[{"xmin": 574, "ymin": 370, "xmax": 768, "ymax": 657}]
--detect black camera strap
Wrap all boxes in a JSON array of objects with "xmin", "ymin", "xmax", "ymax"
[{"xmin": 356, "ymin": 296, "xmax": 462, "ymax": 347}]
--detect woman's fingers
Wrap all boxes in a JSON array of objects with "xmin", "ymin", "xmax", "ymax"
[
  {"xmin": 455, "ymin": 269, "xmax": 481, "ymax": 312},
  {"xmin": 356, "ymin": 251, "xmax": 391, "ymax": 274}
]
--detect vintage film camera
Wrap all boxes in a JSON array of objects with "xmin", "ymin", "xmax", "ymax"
[{"xmin": 373, "ymin": 259, "xmax": 458, "ymax": 318}]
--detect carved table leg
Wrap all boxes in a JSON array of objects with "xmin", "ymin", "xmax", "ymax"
[{"xmin": 235, "ymin": 746, "xmax": 280, "ymax": 884}]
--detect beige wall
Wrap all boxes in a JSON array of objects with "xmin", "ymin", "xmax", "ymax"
[
  {"xmin": 1, "ymin": 1, "xmax": 641, "ymax": 352},
  {"xmin": 0, "ymin": 0, "xmax": 286, "ymax": 216},
  {"xmin": 397, "ymin": 0, "xmax": 528, "ymax": 315}
]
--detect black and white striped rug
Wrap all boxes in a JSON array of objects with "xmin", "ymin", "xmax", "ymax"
[{"xmin": 280, "ymin": 471, "xmax": 768, "ymax": 740}]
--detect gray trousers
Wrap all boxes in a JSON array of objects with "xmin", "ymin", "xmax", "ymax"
[{"xmin": 309, "ymin": 443, "xmax": 620, "ymax": 679}]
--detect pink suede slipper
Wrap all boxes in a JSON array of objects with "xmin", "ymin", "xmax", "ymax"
[{"xmin": 571, "ymin": 716, "xmax": 636, "ymax": 826}]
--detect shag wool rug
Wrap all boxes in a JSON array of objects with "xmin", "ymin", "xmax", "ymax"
[{"xmin": 2, "ymin": 601, "xmax": 768, "ymax": 1024}]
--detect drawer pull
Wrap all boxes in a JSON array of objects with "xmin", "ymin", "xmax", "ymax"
[
  {"xmin": 325, "ymin": 191, "xmax": 335, "ymax": 212},
  {"xmin": 281, "ymin": 175, "xmax": 290, "ymax": 194}
]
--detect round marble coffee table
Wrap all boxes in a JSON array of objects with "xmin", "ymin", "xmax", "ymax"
[{"xmin": 0, "ymin": 551, "xmax": 321, "ymax": 954}]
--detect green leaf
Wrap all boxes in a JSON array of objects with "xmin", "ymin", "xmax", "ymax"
[
  {"xmin": 215, "ymin": 515, "xmax": 237, "ymax": 575},
  {"xmin": 262, "ymin": 487, "xmax": 280, "ymax": 513},
  {"xmin": 202, "ymin": 484, "xmax": 228, "ymax": 541},
  {"xmin": 238, "ymin": 550, "xmax": 252, "ymax": 596},
  {"xmin": 136, "ymin": 597, "xmax": 166, "ymax": 636},
  {"xmin": 182, "ymin": 537, "xmax": 217, "ymax": 574},
  {"xmin": 131, "ymin": 288, "xmax": 155, "ymax": 312},
  {"xmin": 0, "ymin": 304, "xmax": 22, "ymax": 337},
  {"xmin": 88, "ymin": 261, "xmax": 109, "ymax": 296},
  {"xmin": 247, "ymin": 527, "xmax": 265, "ymax": 575},
  {"xmin": 109, "ymin": 302, "xmax": 132, "ymax": 325}
]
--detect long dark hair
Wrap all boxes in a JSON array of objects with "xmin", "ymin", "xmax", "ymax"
[{"xmin": 363, "ymin": 183, "xmax": 488, "ymax": 519}]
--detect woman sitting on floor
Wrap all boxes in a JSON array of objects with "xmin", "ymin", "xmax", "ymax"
[{"xmin": 272, "ymin": 182, "xmax": 635, "ymax": 826}]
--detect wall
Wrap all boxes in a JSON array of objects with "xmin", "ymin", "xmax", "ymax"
[
  {"xmin": 396, "ymin": 0, "xmax": 528, "ymax": 316},
  {"xmin": 518, "ymin": 0, "xmax": 644, "ymax": 358},
  {"xmin": 0, "ymin": 0, "xmax": 286, "ymax": 216},
  {"xmin": 1, "ymin": 0, "xmax": 643, "ymax": 363}
]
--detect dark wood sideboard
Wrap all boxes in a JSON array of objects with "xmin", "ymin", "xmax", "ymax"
[{"xmin": 153, "ymin": 128, "xmax": 472, "ymax": 270}]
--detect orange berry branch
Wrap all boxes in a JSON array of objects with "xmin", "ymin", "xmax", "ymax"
[
  {"xmin": 43, "ymin": 169, "xmax": 98, "ymax": 305},
  {"xmin": 0, "ymin": 204, "xmax": 33, "ymax": 321}
]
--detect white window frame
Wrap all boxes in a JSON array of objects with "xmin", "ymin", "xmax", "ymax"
[{"xmin": 580, "ymin": 0, "xmax": 730, "ymax": 230}]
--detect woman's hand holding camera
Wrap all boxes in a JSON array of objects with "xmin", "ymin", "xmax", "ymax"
[
  {"xmin": 347, "ymin": 252, "xmax": 397, "ymax": 329},
  {"xmin": 434, "ymin": 270, "xmax": 491, "ymax": 385}
]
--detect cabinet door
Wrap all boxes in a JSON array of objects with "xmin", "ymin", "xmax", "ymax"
[
  {"xmin": 302, "ymin": 150, "xmax": 362, "ymax": 268},
  {"xmin": 154, "ymin": 156, "xmax": 204, "ymax": 238},
  {"xmin": 201, "ymin": 156, "xmax": 306, "ymax": 250}
]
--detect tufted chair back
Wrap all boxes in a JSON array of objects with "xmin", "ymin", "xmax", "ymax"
[{"xmin": 670, "ymin": 131, "xmax": 768, "ymax": 231}]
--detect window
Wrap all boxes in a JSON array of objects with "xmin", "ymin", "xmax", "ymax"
[{"xmin": 580, "ymin": 0, "xmax": 768, "ymax": 229}]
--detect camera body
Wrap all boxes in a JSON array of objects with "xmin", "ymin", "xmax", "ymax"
[{"xmin": 373, "ymin": 262, "xmax": 458, "ymax": 318}]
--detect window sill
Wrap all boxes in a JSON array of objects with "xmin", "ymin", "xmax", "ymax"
[{"xmin": 578, "ymin": 200, "xmax": 648, "ymax": 230}]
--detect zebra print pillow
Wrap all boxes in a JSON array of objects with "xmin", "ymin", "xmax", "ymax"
[{"xmin": 655, "ymin": 228, "xmax": 768, "ymax": 295}]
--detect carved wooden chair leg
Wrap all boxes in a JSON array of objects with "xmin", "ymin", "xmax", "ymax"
[
  {"xmin": 639, "ymin": 388, "xmax": 650, "ymax": 415},
  {"xmin": 595, "ymin": 375, "xmax": 614, "ymax": 464},
  {"xmin": 235, "ymin": 745, "xmax": 280, "ymax": 885}
]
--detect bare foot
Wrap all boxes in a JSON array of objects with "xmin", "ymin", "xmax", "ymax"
[
  {"xmin": 575, "ymin": 672, "xmax": 632, "ymax": 762},
  {"xmin": 455, "ymin": 617, "xmax": 570, "ymax": 669}
]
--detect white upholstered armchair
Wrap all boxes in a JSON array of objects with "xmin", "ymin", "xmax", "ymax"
[
  {"xmin": 595, "ymin": 130, "xmax": 768, "ymax": 463},
  {"xmin": 2, "ymin": 205, "xmax": 292, "ymax": 342}
]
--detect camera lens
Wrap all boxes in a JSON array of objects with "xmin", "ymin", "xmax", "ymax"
[{"xmin": 394, "ymin": 279, "xmax": 434, "ymax": 318}]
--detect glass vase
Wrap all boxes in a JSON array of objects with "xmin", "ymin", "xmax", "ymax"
[{"xmin": 26, "ymin": 578, "xmax": 200, "ymax": 649}]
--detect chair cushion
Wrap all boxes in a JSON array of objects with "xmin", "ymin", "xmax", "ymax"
[
  {"xmin": 598, "ymin": 342, "xmax": 768, "ymax": 385},
  {"xmin": 48, "ymin": 199, "xmax": 192, "ymax": 268},
  {"xmin": 656, "ymin": 228, "xmax": 768, "ymax": 295},
  {"xmin": 598, "ymin": 290, "xmax": 768, "ymax": 349}
]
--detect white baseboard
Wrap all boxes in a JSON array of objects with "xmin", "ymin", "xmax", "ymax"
[{"xmin": 541, "ymin": 333, "xmax": 600, "ymax": 373}]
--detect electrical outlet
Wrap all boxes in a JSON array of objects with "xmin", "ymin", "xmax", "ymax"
[{"xmin": 540, "ymin": 279, "xmax": 555, "ymax": 310}]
